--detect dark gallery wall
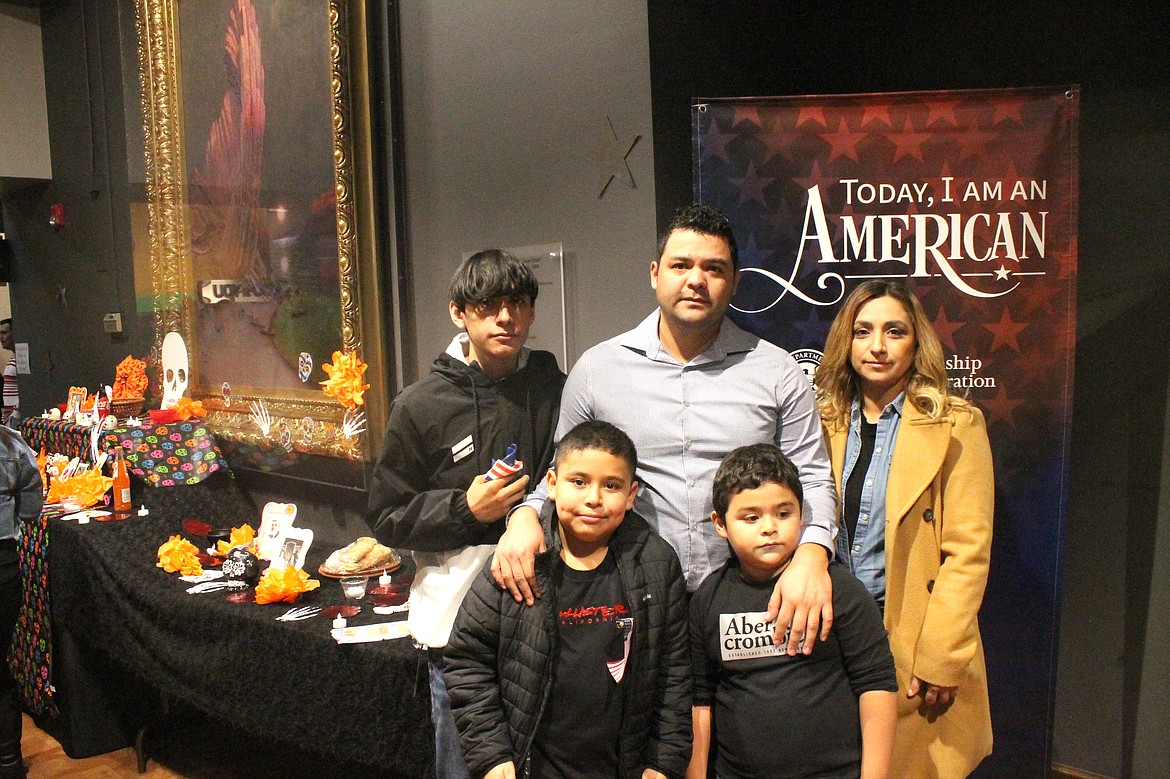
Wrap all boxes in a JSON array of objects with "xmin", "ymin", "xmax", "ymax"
[
  {"xmin": 396, "ymin": 1, "xmax": 657, "ymax": 380},
  {"xmin": 3, "ymin": 0, "xmax": 150, "ymax": 402},
  {"xmin": 647, "ymin": 2, "xmax": 1169, "ymax": 777}
]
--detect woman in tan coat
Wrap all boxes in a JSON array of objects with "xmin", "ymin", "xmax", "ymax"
[{"xmin": 815, "ymin": 281, "xmax": 993, "ymax": 778}]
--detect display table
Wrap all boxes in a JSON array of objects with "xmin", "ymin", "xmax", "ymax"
[
  {"xmin": 13, "ymin": 469, "xmax": 258, "ymax": 721},
  {"xmin": 14, "ymin": 509, "xmax": 433, "ymax": 775}
]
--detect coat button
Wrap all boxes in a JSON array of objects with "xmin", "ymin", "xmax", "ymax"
[
  {"xmin": 923, "ymin": 508, "xmax": 935, "ymax": 522},
  {"xmin": 927, "ymin": 579, "xmax": 935, "ymax": 592}
]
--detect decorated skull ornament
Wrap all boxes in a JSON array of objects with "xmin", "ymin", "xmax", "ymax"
[
  {"xmin": 161, "ymin": 332, "xmax": 189, "ymax": 409},
  {"xmin": 222, "ymin": 547, "xmax": 261, "ymax": 585}
]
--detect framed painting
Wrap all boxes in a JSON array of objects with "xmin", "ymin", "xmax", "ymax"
[{"xmin": 134, "ymin": 0, "xmax": 389, "ymax": 482}]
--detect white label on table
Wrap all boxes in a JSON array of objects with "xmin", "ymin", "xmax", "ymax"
[
  {"xmin": 331, "ymin": 621, "xmax": 411, "ymax": 644},
  {"xmin": 181, "ymin": 569, "xmax": 225, "ymax": 583}
]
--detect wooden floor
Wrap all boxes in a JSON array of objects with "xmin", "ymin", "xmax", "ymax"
[
  {"xmin": 19, "ymin": 711, "xmax": 394, "ymax": 779},
  {"xmin": 22, "ymin": 714, "xmax": 184, "ymax": 779}
]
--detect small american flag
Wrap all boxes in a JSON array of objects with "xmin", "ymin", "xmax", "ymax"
[
  {"xmin": 607, "ymin": 618, "xmax": 634, "ymax": 683},
  {"xmin": 484, "ymin": 443, "xmax": 520, "ymax": 481}
]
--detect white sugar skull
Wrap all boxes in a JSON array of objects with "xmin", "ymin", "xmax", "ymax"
[{"xmin": 161, "ymin": 332, "xmax": 189, "ymax": 409}]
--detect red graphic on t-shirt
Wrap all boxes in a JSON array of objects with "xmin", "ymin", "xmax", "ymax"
[{"xmin": 558, "ymin": 602, "xmax": 629, "ymax": 626}]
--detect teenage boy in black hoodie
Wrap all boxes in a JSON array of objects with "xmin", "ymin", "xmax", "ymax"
[{"xmin": 367, "ymin": 250, "xmax": 565, "ymax": 779}]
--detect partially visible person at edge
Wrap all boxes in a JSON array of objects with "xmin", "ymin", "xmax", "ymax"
[
  {"xmin": 492, "ymin": 204, "xmax": 838, "ymax": 653},
  {"xmin": 0, "ymin": 321, "xmax": 17, "ymax": 426},
  {"xmin": 365, "ymin": 250, "xmax": 566, "ymax": 779},
  {"xmin": 815, "ymin": 280, "xmax": 994, "ymax": 777},
  {"xmin": 0, "ymin": 424, "xmax": 43, "ymax": 778}
]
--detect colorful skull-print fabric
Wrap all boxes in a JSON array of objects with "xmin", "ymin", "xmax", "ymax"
[
  {"xmin": 103, "ymin": 421, "xmax": 224, "ymax": 486},
  {"xmin": 11, "ymin": 507, "xmax": 59, "ymax": 715},
  {"xmin": 19, "ymin": 418, "xmax": 92, "ymax": 462}
]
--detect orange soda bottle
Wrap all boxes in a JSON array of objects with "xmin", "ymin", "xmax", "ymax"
[{"xmin": 112, "ymin": 449, "xmax": 132, "ymax": 513}]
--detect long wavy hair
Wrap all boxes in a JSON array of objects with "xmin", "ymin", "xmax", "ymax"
[{"xmin": 816, "ymin": 281, "xmax": 964, "ymax": 429}]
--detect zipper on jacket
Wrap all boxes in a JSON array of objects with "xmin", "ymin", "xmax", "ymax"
[
  {"xmin": 517, "ymin": 564, "xmax": 559, "ymax": 773},
  {"xmin": 613, "ymin": 547, "xmax": 643, "ymax": 772}
]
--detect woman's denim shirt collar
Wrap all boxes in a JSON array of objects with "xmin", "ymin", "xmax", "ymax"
[{"xmin": 836, "ymin": 392, "xmax": 906, "ymax": 602}]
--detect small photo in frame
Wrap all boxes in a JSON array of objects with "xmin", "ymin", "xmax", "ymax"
[
  {"xmin": 271, "ymin": 526, "xmax": 314, "ymax": 571},
  {"xmin": 257, "ymin": 502, "xmax": 297, "ymax": 561},
  {"xmin": 67, "ymin": 387, "xmax": 88, "ymax": 418}
]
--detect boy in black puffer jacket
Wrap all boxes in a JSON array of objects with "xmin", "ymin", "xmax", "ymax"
[{"xmin": 445, "ymin": 421, "xmax": 691, "ymax": 779}]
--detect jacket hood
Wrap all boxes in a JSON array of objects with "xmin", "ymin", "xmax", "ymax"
[{"xmin": 429, "ymin": 343, "xmax": 560, "ymax": 391}]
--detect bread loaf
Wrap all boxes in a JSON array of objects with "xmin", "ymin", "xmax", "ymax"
[
  {"xmin": 338, "ymin": 536, "xmax": 376, "ymax": 564},
  {"xmin": 322, "ymin": 537, "xmax": 400, "ymax": 574},
  {"xmin": 359, "ymin": 544, "xmax": 398, "ymax": 571}
]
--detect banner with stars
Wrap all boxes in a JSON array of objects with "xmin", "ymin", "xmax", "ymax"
[{"xmin": 694, "ymin": 86, "xmax": 1078, "ymax": 777}]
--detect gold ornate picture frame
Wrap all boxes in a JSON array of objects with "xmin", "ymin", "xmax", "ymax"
[{"xmin": 134, "ymin": 0, "xmax": 388, "ymax": 476}]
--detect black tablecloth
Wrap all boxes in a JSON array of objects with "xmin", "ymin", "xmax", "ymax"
[{"xmin": 48, "ymin": 512, "xmax": 434, "ymax": 775}]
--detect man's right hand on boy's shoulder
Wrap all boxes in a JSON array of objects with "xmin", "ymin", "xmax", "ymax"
[
  {"xmin": 492, "ymin": 505, "xmax": 544, "ymax": 605},
  {"xmin": 466, "ymin": 469, "xmax": 530, "ymax": 524}
]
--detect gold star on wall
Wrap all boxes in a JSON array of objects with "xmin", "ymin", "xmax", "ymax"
[{"xmin": 587, "ymin": 116, "xmax": 640, "ymax": 198}]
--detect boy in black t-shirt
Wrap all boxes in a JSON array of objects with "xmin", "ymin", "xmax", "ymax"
[
  {"xmin": 445, "ymin": 421, "xmax": 691, "ymax": 779},
  {"xmin": 688, "ymin": 444, "xmax": 897, "ymax": 779}
]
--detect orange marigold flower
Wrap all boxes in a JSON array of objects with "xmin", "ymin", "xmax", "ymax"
[
  {"xmin": 216, "ymin": 524, "xmax": 257, "ymax": 556},
  {"xmin": 254, "ymin": 564, "xmax": 320, "ymax": 604},
  {"xmin": 47, "ymin": 469, "xmax": 113, "ymax": 508},
  {"xmin": 113, "ymin": 355, "xmax": 149, "ymax": 399},
  {"xmin": 157, "ymin": 534, "xmax": 203, "ymax": 576},
  {"xmin": 36, "ymin": 447, "xmax": 48, "ymax": 492},
  {"xmin": 171, "ymin": 397, "xmax": 206, "ymax": 421},
  {"xmin": 320, "ymin": 350, "xmax": 370, "ymax": 410}
]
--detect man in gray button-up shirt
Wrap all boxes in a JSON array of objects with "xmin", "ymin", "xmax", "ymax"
[{"xmin": 494, "ymin": 204, "xmax": 838, "ymax": 653}]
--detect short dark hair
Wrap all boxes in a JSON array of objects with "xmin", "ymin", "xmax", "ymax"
[
  {"xmin": 449, "ymin": 250, "xmax": 540, "ymax": 310},
  {"xmin": 712, "ymin": 444, "xmax": 803, "ymax": 518},
  {"xmin": 554, "ymin": 420, "xmax": 638, "ymax": 480},
  {"xmin": 655, "ymin": 204, "xmax": 739, "ymax": 269},
  {"xmin": 0, "ymin": 319, "xmax": 10, "ymax": 328}
]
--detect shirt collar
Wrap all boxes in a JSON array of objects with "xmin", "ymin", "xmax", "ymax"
[
  {"xmin": 618, "ymin": 310, "xmax": 758, "ymax": 364},
  {"xmin": 850, "ymin": 391, "xmax": 907, "ymax": 424}
]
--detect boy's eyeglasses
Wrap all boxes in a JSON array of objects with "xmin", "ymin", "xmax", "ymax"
[{"xmin": 469, "ymin": 295, "xmax": 532, "ymax": 318}]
